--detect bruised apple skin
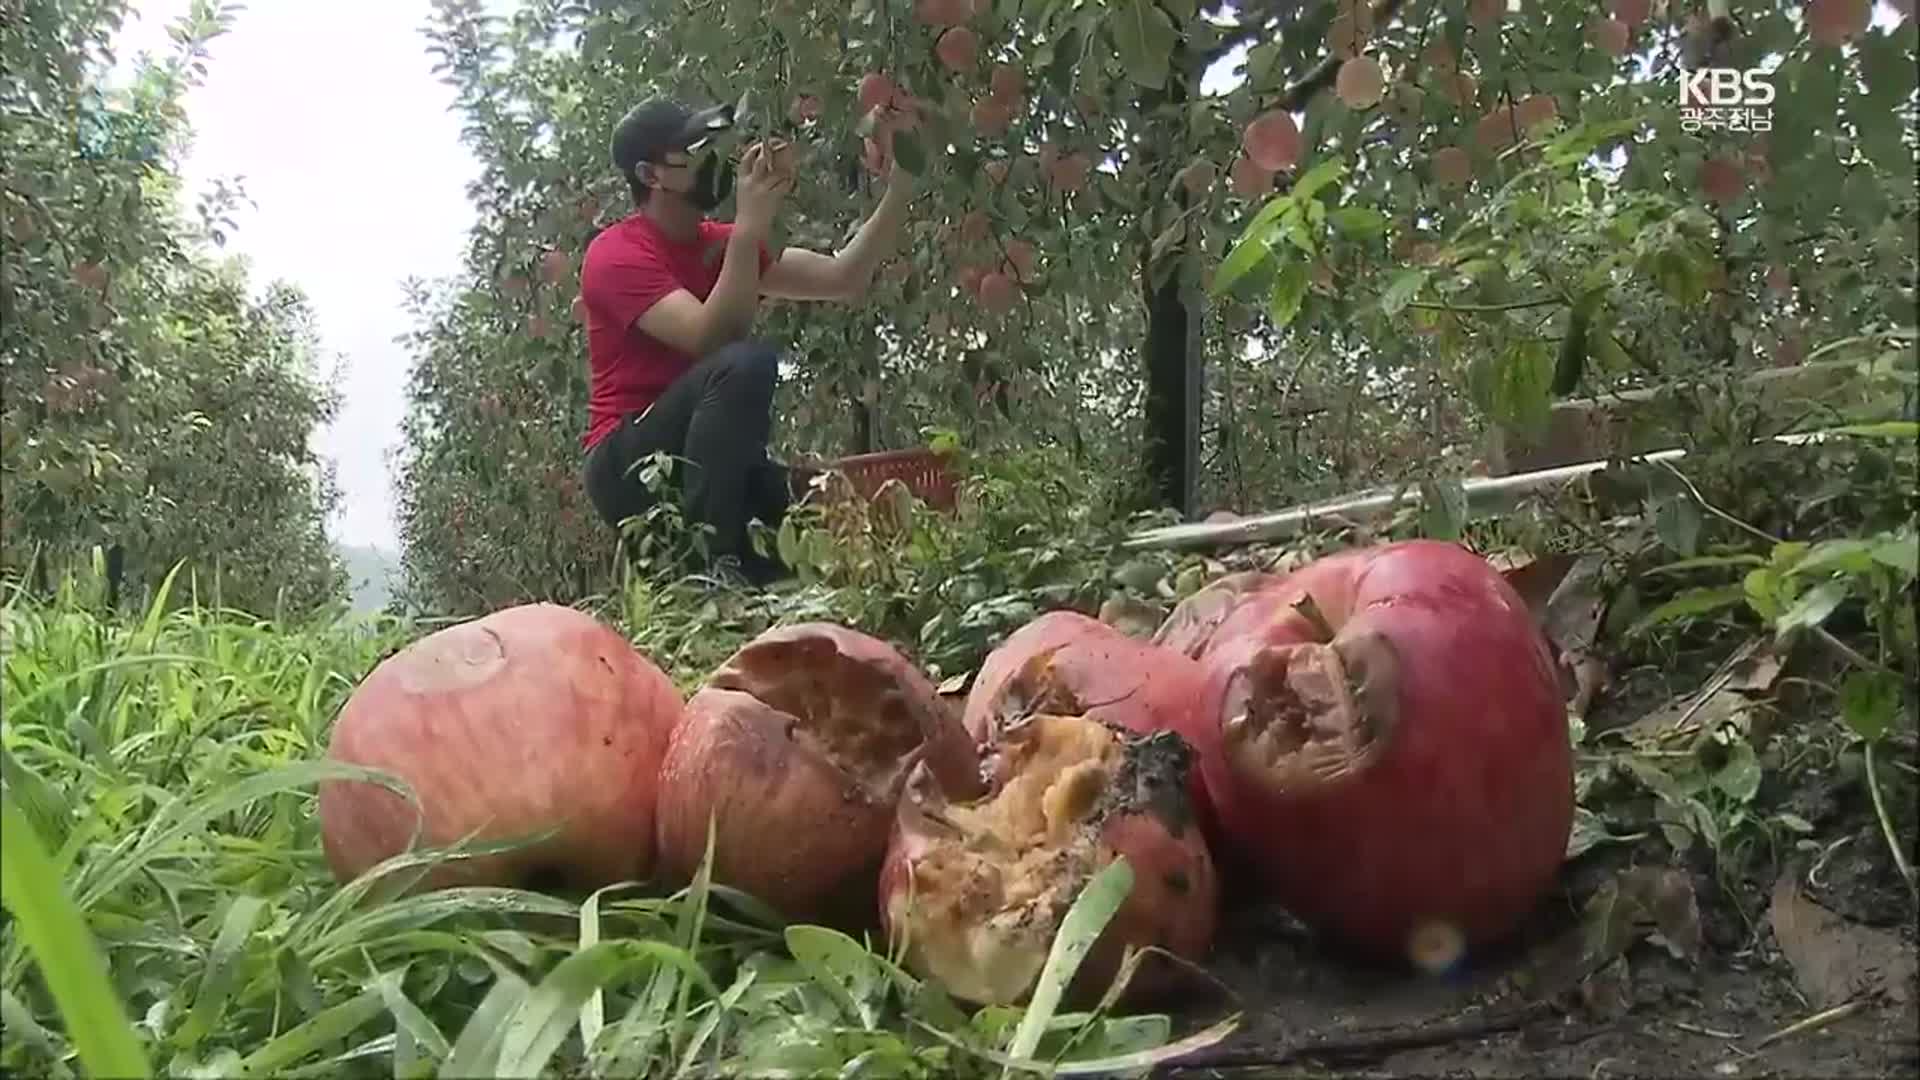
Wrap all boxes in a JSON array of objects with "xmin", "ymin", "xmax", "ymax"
[
  {"xmin": 880, "ymin": 713, "xmax": 1217, "ymax": 1007},
  {"xmin": 964, "ymin": 610, "xmax": 1221, "ymax": 833},
  {"xmin": 1196, "ymin": 540, "xmax": 1574, "ymax": 967},
  {"xmin": 653, "ymin": 622, "xmax": 973, "ymax": 927},
  {"xmin": 318, "ymin": 602, "xmax": 684, "ymax": 893}
]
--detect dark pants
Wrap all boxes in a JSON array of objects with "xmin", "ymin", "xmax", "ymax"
[{"xmin": 582, "ymin": 340, "xmax": 801, "ymax": 579}]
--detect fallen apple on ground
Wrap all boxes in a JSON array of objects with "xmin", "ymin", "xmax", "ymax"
[
  {"xmin": 965, "ymin": 609, "xmax": 1222, "ymax": 834},
  {"xmin": 652, "ymin": 622, "xmax": 975, "ymax": 927},
  {"xmin": 1183, "ymin": 540, "xmax": 1574, "ymax": 969},
  {"xmin": 317, "ymin": 602, "xmax": 684, "ymax": 894},
  {"xmin": 880, "ymin": 709, "xmax": 1217, "ymax": 1007}
]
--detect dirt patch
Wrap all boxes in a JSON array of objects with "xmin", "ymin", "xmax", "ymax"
[{"xmin": 1158, "ymin": 868, "xmax": 1916, "ymax": 1077}]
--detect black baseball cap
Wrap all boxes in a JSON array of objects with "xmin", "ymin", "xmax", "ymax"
[{"xmin": 610, "ymin": 98, "xmax": 738, "ymax": 180}]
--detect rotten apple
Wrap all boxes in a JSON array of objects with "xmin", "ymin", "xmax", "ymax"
[
  {"xmin": 317, "ymin": 602, "xmax": 684, "ymax": 893},
  {"xmin": 965, "ymin": 610, "xmax": 1221, "ymax": 832},
  {"xmin": 1190, "ymin": 540, "xmax": 1574, "ymax": 968},
  {"xmin": 880, "ymin": 711, "xmax": 1217, "ymax": 1007},
  {"xmin": 652, "ymin": 622, "xmax": 970, "ymax": 926}
]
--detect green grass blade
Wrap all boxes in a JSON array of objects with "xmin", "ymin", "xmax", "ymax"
[
  {"xmin": 495, "ymin": 939, "xmax": 720, "ymax": 1079},
  {"xmin": 0, "ymin": 789, "xmax": 152, "ymax": 1080},
  {"xmin": 672, "ymin": 965, "xmax": 758, "ymax": 1078},
  {"xmin": 172, "ymin": 893, "xmax": 268, "ymax": 1050},
  {"xmin": 439, "ymin": 965, "xmax": 531, "ymax": 1079},
  {"xmin": 365, "ymin": 959, "xmax": 451, "ymax": 1071},
  {"xmin": 234, "ymin": 985, "xmax": 386, "ymax": 1075},
  {"xmin": 576, "ymin": 882, "xmax": 639, "ymax": 1057},
  {"xmin": 0, "ymin": 985, "xmax": 76, "ymax": 1079},
  {"xmin": 78, "ymin": 760, "xmax": 409, "ymax": 910},
  {"xmin": 1005, "ymin": 857, "xmax": 1134, "ymax": 1065}
]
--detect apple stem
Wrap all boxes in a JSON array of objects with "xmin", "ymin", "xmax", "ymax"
[{"xmin": 1291, "ymin": 593, "xmax": 1338, "ymax": 643}]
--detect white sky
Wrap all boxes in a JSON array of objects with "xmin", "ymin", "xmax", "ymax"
[{"xmin": 116, "ymin": 0, "xmax": 485, "ymax": 552}]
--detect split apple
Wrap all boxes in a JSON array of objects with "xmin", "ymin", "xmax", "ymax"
[
  {"xmin": 880, "ymin": 711, "xmax": 1217, "ymax": 1007},
  {"xmin": 317, "ymin": 603, "xmax": 685, "ymax": 893},
  {"xmin": 967, "ymin": 610, "xmax": 1221, "ymax": 831},
  {"xmin": 652, "ymin": 622, "xmax": 972, "ymax": 926}
]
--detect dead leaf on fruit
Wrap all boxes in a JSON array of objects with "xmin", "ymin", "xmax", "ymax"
[{"xmin": 1769, "ymin": 867, "xmax": 1917, "ymax": 1010}]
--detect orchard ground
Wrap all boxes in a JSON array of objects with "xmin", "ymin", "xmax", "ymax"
[{"xmin": 4, "ymin": 492, "xmax": 1915, "ymax": 1077}]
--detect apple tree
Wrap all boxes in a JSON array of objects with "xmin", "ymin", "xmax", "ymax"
[
  {"xmin": 395, "ymin": 0, "xmax": 1915, "ymax": 612},
  {"xmin": 1, "ymin": 0, "xmax": 350, "ymax": 616}
]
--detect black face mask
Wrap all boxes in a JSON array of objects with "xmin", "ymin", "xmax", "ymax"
[
  {"xmin": 678, "ymin": 101, "xmax": 743, "ymax": 211},
  {"xmin": 686, "ymin": 150, "xmax": 734, "ymax": 211}
]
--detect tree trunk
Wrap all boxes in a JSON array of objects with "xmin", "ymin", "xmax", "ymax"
[{"xmin": 1140, "ymin": 38, "xmax": 1203, "ymax": 518}]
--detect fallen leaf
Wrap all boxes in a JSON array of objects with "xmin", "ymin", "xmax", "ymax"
[
  {"xmin": 1769, "ymin": 869, "xmax": 1917, "ymax": 1010},
  {"xmin": 1724, "ymin": 640, "xmax": 1785, "ymax": 694},
  {"xmin": 1494, "ymin": 550, "xmax": 1580, "ymax": 623},
  {"xmin": 1580, "ymin": 954, "xmax": 1635, "ymax": 1021},
  {"xmin": 1097, "ymin": 595, "xmax": 1166, "ymax": 640},
  {"xmin": 1520, "ymin": 865, "xmax": 1702, "ymax": 1000},
  {"xmin": 1542, "ymin": 554, "xmax": 1609, "ymax": 657}
]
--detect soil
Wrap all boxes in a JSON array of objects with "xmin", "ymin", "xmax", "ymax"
[{"xmin": 1150, "ymin": 617, "xmax": 1920, "ymax": 1079}]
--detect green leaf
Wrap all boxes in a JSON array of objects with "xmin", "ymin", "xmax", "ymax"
[
  {"xmin": 442, "ymin": 971, "xmax": 532, "ymax": 1078},
  {"xmin": 496, "ymin": 940, "xmax": 717, "ymax": 1078},
  {"xmin": 0, "ymin": 790, "xmax": 151, "ymax": 1080},
  {"xmin": 1653, "ymin": 494, "xmax": 1703, "ymax": 558},
  {"xmin": 1840, "ymin": 670, "xmax": 1902, "ymax": 743},
  {"xmin": 1267, "ymin": 260, "xmax": 1309, "ymax": 329},
  {"xmin": 1327, "ymin": 206, "xmax": 1387, "ymax": 239},
  {"xmin": 891, "ymin": 130, "xmax": 928, "ymax": 176},
  {"xmin": 1379, "ymin": 267, "xmax": 1428, "ymax": 315},
  {"xmin": 236, "ymin": 987, "xmax": 386, "ymax": 1076},
  {"xmin": 1627, "ymin": 585, "xmax": 1747, "ymax": 636},
  {"xmin": 1108, "ymin": 0, "xmax": 1176, "ymax": 89},
  {"xmin": 1419, "ymin": 475, "xmax": 1468, "ymax": 540},
  {"xmin": 1488, "ymin": 339, "xmax": 1554, "ymax": 438},
  {"xmin": 1711, "ymin": 739, "xmax": 1762, "ymax": 804},
  {"xmin": 1828, "ymin": 420, "xmax": 1920, "ymax": 441},
  {"xmin": 785, "ymin": 924, "xmax": 886, "ymax": 1029},
  {"xmin": 1290, "ymin": 158, "xmax": 1345, "ymax": 204},
  {"xmin": 173, "ymin": 893, "xmax": 269, "ymax": 1050},
  {"xmin": 1004, "ymin": 857, "xmax": 1134, "ymax": 1063},
  {"xmin": 1870, "ymin": 533, "xmax": 1918, "ymax": 579},
  {"xmin": 1209, "ymin": 229, "xmax": 1273, "ymax": 297}
]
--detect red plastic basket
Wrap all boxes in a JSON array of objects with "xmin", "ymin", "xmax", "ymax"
[{"xmin": 826, "ymin": 448, "xmax": 958, "ymax": 512}]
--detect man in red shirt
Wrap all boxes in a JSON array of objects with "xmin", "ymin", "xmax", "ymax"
[{"xmin": 579, "ymin": 97, "xmax": 915, "ymax": 585}]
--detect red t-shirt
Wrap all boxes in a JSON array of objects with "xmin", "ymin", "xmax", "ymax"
[{"xmin": 577, "ymin": 214, "xmax": 773, "ymax": 450}]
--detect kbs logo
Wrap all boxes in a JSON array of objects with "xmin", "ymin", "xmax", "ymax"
[{"xmin": 1679, "ymin": 68, "xmax": 1774, "ymax": 133}]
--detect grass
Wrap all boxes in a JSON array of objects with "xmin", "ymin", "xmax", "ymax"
[{"xmin": 0, "ymin": 564, "xmax": 1232, "ymax": 1079}]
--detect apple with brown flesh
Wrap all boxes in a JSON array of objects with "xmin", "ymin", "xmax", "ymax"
[
  {"xmin": 880, "ymin": 711, "xmax": 1217, "ymax": 1007},
  {"xmin": 966, "ymin": 610, "xmax": 1223, "ymax": 836}
]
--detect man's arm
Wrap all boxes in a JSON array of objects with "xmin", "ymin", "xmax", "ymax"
[
  {"xmin": 761, "ymin": 174, "xmax": 915, "ymax": 303},
  {"xmin": 629, "ymin": 224, "xmax": 769, "ymax": 356}
]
